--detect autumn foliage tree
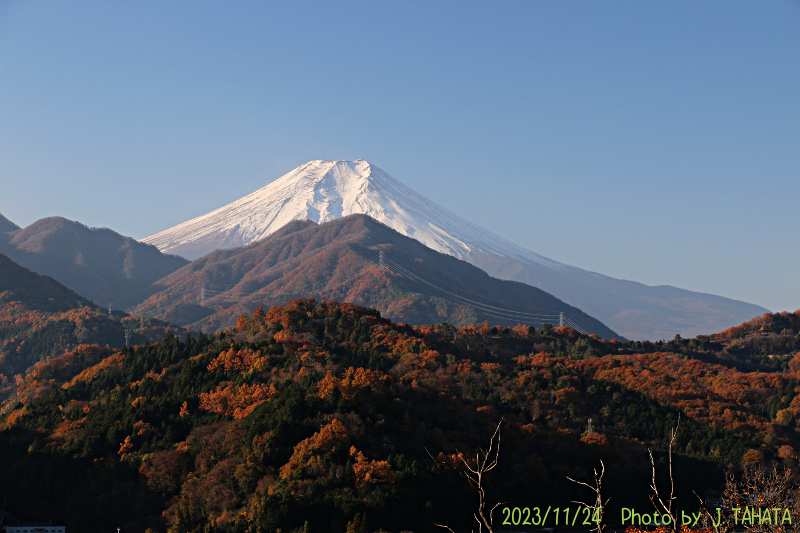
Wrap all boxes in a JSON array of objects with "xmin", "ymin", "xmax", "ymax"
[{"xmin": 2, "ymin": 299, "xmax": 799, "ymax": 533}]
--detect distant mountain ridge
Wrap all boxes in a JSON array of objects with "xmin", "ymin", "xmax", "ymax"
[
  {"xmin": 0, "ymin": 253, "xmax": 96, "ymax": 313},
  {"xmin": 0, "ymin": 253, "xmax": 185, "ymax": 397},
  {"xmin": 0, "ymin": 213, "xmax": 19, "ymax": 235},
  {"xmin": 0, "ymin": 216, "xmax": 189, "ymax": 308},
  {"xmin": 141, "ymin": 159, "xmax": 769, "ymax": 340},
  {"xmin": 133, "ymin": 214, "xmax": 622, "ymax": 339}
]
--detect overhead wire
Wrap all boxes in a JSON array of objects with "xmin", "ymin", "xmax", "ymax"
[
  {"xmin": 187, "ymin": 250, "xmax": 592, "ymax": 334},
  {"xmin": 381, "ymin": 255, "xmax": 560, "ymax": 315},
  {"xmin": 365, "ymin": 252, "xmax": 590, "ymax": 331},
  {"xmin": 380, "ymin": 256, "xmax": 560, "ymax": 322},
  {"xmin": 563, "ymin": 316, "xmax": 590, "ymax": 335}
]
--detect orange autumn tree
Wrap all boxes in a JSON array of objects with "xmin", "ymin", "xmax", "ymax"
[
  {"xmin": 280, "ymin": 418, "xmax": 350, "ymax": 479},
  {"xmin": 317, "ymin": 366, "xmax": 388, "ymax": 399},
  {"xmin": 207, "ymin": 347, "xmax": 260, "ymax": 374},
  {"xmin": 350, "ymin": 446, "xmax": 395, "ymax": 488},
  {"xmin": 198, "ymin": 382, "xmax": 277, "ymax": 419}
]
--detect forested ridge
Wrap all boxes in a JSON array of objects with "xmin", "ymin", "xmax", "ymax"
[
  {"xmin": 0, "ymin": 217, "xmax": 189, "ymax": 309},
  {"xmin": 130, "ymin": 215, "xmax": 620, "ymax": 340},
  {"xmin": 1, "ymin": 301, "xmax": 799, "ymax": 532},
  {"xmin": 0, "ymin": 254, "xmax": 184, "ymax": 401}
]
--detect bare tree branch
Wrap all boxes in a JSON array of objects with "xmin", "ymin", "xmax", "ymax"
[
  {"xmin": 427, "ymin": 418, "xmax": 505, "ymax": 533},
  {"xmin": 648, "ymin": 416, "xmax": 680, "ymax": 532},
  {"xmin": 693, "ymin": 490, "xmax": 727, "ymax": 533},
  {"xmin": 567, "ymin": 460, "xmax": 610, "ymax": 533},
  {"xmin": 720, "ymin": 463, "xmax": 800, "ymax": 533}
]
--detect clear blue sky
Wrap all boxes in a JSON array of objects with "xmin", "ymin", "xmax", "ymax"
[{"xmin": 1, "ymin": 1, "xmax": 798, "ymax": 313}]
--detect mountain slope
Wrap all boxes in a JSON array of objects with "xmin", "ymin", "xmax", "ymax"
[
  {"xmin": 2, "ymin": 298, "xmax": 792, "ymax": 533},
  {"xmin": 134, "ymin": 214, "xmax": 621, "ymax": 339},
  {"xmin": 142, "ymin": 159, "xmax": 557, "ymax": 266},
  {"xmin": 0, "ymin": 213, "xmax": 19, "ymax": 235},
  {"xmin": 0, "ymin": 213, "xmax": 20, "ymax": 247},
  {"xmin": 467, "ymin": 253, "xmax": 770, "ymax": 340},
  {"xmin": 1, "ymin": 216, "xmax": 189, "ymax": 308},
  {"xmin": 141, "ymin": 160, "xmax": 768, "ymax": 340},
  {"xmin": 0, "ymin": 254, "xmax": 185, "ymax": 399},
  {"xmin": 0, "ymin": 253, "xmax": 95, "ymax": 312}
]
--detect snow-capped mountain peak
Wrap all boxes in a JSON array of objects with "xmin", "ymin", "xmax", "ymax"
[
  {"xmin": 141, "ymin": 159, "xmax": 770, "ymax": 340},
  {"xmin": 142, "ymin": 159, "xmax": 560, "ymax": 267}
]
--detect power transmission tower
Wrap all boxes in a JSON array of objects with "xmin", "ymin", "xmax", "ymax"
[{"xmin": 124, "ymin": 329, "xmax": 132, "ymax": 348}]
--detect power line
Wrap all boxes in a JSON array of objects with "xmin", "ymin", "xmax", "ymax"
[
  {"xmin": 380, "ymin": 255, "xmax": 561, "ymax": 322},
  {"xmin": 182, "ymin": 251, "xmax": 593, "ymax": 335},
  {"xmin": 372, "ymin": 254, "xmax": 567, "ymax": 326},
  {"xmin": 563, "ymin": 316, "xmax": 590, "ymax": 335},
  {"xmin": 372, "ymin": 252, "xmax": 594, "ymax": 335},
  {"xmin": 382, "ymin": 256, "xmax": 564, "ymax": 317}
]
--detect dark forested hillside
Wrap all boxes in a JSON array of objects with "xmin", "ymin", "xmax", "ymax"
[
  {"xmin": 613, "ymin": 310, "xmax": 800, "ymax": 373},
  {"xmin": 0, "ymin": 254, "xmax": 186, "ymax": 403},
  {"xmin": 0, "ymin": 213, "xmax": 20, "ymax": 236},
  {"xmin": 0, "ymin": 216, "xmax": 189, "ymax": 308},
  {"xmin": 1, "ymin": 299, "xmax": 798, "ymax": 533},
  {"xmin": 132, "ymin": 214, "xmax": 621, "ymax": 340},
  {"xmin": 1, "ymin": 253, "xmax": 96, "ymax": 312}
]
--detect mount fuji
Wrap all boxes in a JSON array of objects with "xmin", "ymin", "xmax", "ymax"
[
  {"xmin": 142, "ymin": 159, "xmax": 768, "ymax": 340},
  {"xmin": 143, "ymin": 160, "xmax": 555, "ymax": 267}
]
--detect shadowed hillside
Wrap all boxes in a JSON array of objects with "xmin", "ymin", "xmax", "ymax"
[
  {"xmin": 0, "ymin": 213, "xmax": 20, "ymax": 236},
  {"xmin": 0, "ymin": 216, "xmax": 189, "ymax": 308},
  {"xmin": 0, "ymin": 254, "xmax": 186, "ymax": 401},
  {"xmin": 1, "ymin": 253, "xmax": 96, "ymax": 313},
  {"xmin": 1, "ymin": 299, "xmax": 797, "ymax": 532}
]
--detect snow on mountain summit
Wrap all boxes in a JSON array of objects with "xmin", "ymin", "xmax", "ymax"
[
  {"xmin": 142, "ymin": 159, "xmax": 561, "ymax": 267},
  {"xmin": 141, "ymin": 159, "xmax": 771, "ymax": 340}
]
